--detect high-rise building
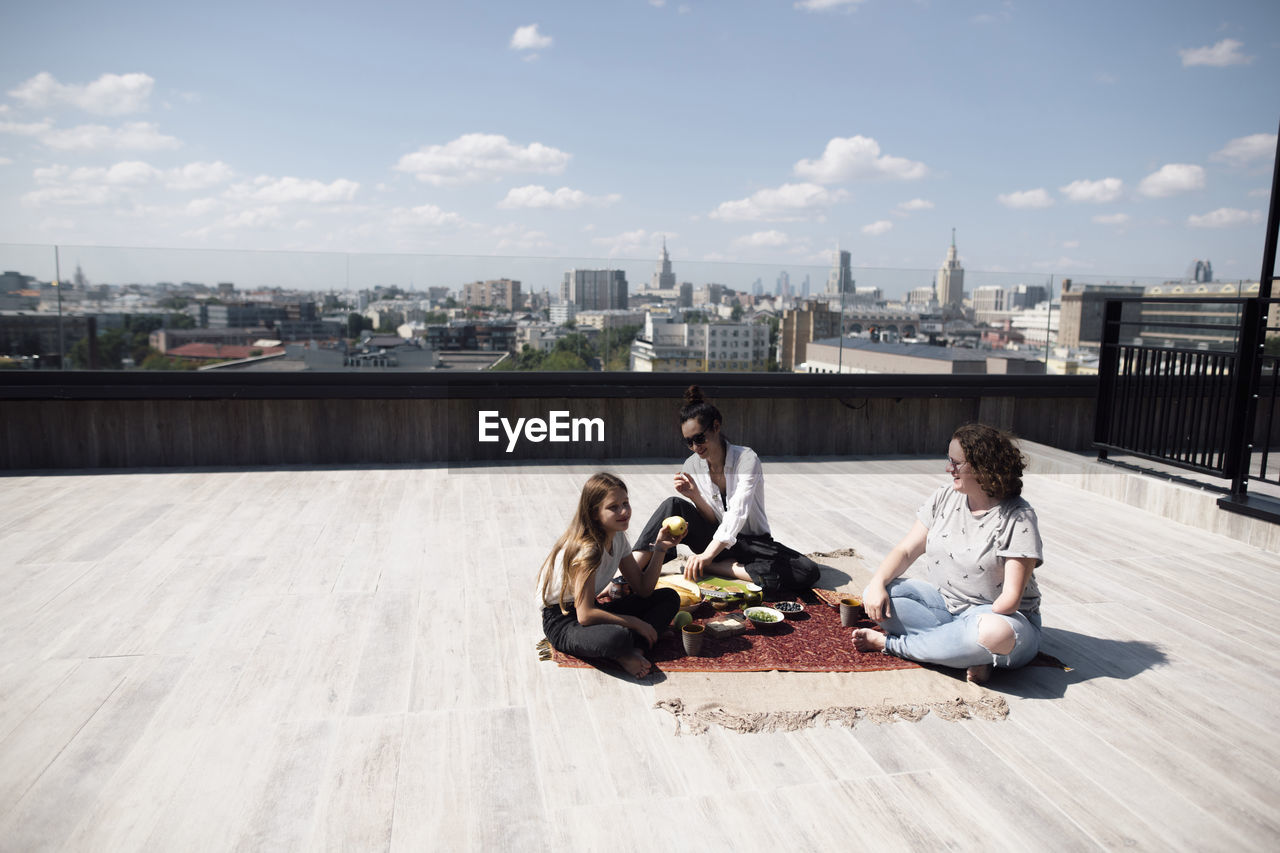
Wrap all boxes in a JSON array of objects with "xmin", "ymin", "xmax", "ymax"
[
  {"xmin": 936, "ymin": 229, "xmax": 964, "ymax": 312},
  {"xmin": 562, "ymin": 269, "xmax": 628, "ymax": 311},
  {"xmin": 826, "ymin": 250, "xmax": 854, "ymax": 295},
  {"xmin": 972, "ymin": 285, "xmax": 1005, "ymax": 315},
  {"xmin": 776, "ymin": 271, "xmax": 790, "ymax": 298},
  {"xmin": 462, "ymin": 278, "xmax": 522, "ymax": 311},
  {"xmin": 1008, "ymin": 283, "xmax": 1048, "ymax": 310},
  {"xmin": 780, "ymin": 299, "xmax": 841, "ymax": 371},
  {"xmin": 801, "ymin": 274, "xmax": 811, "ymax": 298},
  {"xmin": 651, "ymin": 238, "xmax": 676, "ymax": 291},
  {"xmin": 1187, "ymin": 259, "xmax": 1213, "ymax": 283},
  {"xmin": 907, "ymin": 286, "xmax": 937, "ymax": 307}
]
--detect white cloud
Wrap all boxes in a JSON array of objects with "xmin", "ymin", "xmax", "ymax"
[
  {"xmin": 997, "ymin": 188, "xmax": 1054, "ymax": 209},
  {"xmin": 1211, "ymin": 133, "xmax": 1276, "ymax": 167},
  {"xmin": 394, "ymin": 133, "xmax": 571, "ymax": 185},
  {"xmin": 794, "ymin": 0, "xmax": 867, "ymax": 11},
  {"xmin": 710, "ymin": 182, "xmax": 847, "ymax": 222},
  {"xmin": 165, "ymin": 161, "xmax": 234, "ymax": 190},
  {"xmin": 896, "ymin": 198, "xmax": 934, "ymax": 213},
  {"xmin": 1137, "ymin": 163, "xmax": 1205, "ymax": 198},
  {"xmin": 8, "ymin": 72, "xmax": 155, "ymax": 115},
  {"xmin": 185, "ymin": 198, "xmax": 219, "ymax": 217},
  {"xmin": 0, "ymin": 157, "xmax": 12, "ymax": 166},
  {"xmin": 41, "ymin": 121, "xmax": 181, "ymax": 151},
  {"xmin": 67, "ymin": 161, "xmax": 161, "ymax": 185},
  {"xmin": 1060, "ymin": 177, "xmax": 1124, "ymax": 203},
  {"xmin": 32, "ymin": 165, "xmax": 67, "ymax": 184},
  {"xmin": 793, "ymin": 135, "xmax": 927, "ymax": 184},
  {"xmin": 732, "ymin": 230, "xmax": 790, "ymax": 248},
  {"xmin": 221, "ymin": 206, "xmax": 283, "ymax": 229},
  {"xmin": 227, "ymin": 176, "xmax": 359, "ymax": 204},
  {"xmin": 1179, "ymin": 39, "xmax": 1253, "ymax": 68},
  {"xmin": 593, "ymin": 229, "xmax": 663, "ymax": 256},
  {"xmin": 22, "ymin": 184, "xmax": 116, "ymax": 206},
  {"xmin": 862, "ymin": 220, "xmax": 893, "ymax": 236},
  {"xmin": 493, "ymin": 224, "xmax": 554, "ymax": 252},
  {"xmin": 510, "ymin": 24, "xmax": 552, "ymax": 51},
  {"xmin": 497, "ymin": 184, "xmax": 620, "ymax": 210},
  {"xmin": 1063, "ymin": 240, "xmax": 1080, "ymax": 249},
  {"xmin": 390, "ymin": 204, "xmax": 463, "ymax": 227},
  {"xmin": 1187, "ymin": 208, "xmax": 1262, "ymax": 228},
  {"xmin": 1093, "ymin": 213, "xmax": 1131, "ymax": 225},
  {"xmin": 0, "ymin": 118, "xmax": 54, "ymax": 136}
]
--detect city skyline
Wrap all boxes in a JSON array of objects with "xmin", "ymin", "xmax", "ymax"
[{"xmin": 0, "ymin": 1, "xmax": 1276, "ymax": 287}]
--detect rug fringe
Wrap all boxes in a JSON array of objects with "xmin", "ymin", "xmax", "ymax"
[
  {"xmin": 653, "ymin": 695, "xmax": 1008, "ymax": 735},
  {"xmin": 535, "ymin": 637, "xmax": 552, "ymax": 662},
  {"xmin": 806, "ymin": 547, "xmax": 859, "ymax": 559}
]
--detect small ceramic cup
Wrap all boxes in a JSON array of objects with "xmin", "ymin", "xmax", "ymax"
[
  {"xmin": 681, "ymin": 623, "xmax": 706, "ymax": 656},
  {"xmin": 840, "ymin": 596, "xmax": 865, "ymax": 627}
]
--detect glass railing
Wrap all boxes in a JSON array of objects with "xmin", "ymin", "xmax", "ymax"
[{"xmin": 0, "ymin": 242, "xmax": 1184, "ymax": 374}]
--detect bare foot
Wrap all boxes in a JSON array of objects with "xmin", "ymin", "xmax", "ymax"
[
  {"xmin": 852, "ymin": 628, "xmax": 886, "ymax": 652},
  {"xmin": 966, "ymin": 664, "xmax": 992, "ymax": 684},
  {"xmin": 616, "ymin": 650, "xmax": 652, "ymax": 679}
]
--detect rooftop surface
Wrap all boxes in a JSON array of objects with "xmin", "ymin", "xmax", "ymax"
[{"xmin": 2, "ymin": 450, "xmax": 1278, "ymax": 850}]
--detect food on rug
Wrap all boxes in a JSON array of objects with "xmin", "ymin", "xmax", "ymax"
[
  {"xmin": 744, "ymin": 606, "xmax": 785, "ymax": 629},
  {"xmin": 672, "ymin": 611, "xmax": 693, "ymax": 630},
  {"xmin": 656, "ymin": 575, "xmax": 702, "ymax": 610},
  {"xmin": 705, "ymin": 616, "xmax": 748, "ymax": 639}
]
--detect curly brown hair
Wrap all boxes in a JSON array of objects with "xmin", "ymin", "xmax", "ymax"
[{"xmin": 953, "ymin": 423, "xmax": 1027, "ymax": 499}]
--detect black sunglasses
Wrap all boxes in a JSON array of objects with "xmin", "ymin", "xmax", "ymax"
[{"xmin": 683, "ymin": 431, "xmax": 709, "ymax": 448}]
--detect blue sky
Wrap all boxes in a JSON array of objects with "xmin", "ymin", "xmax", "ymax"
[{"xmin": 1, "ymin": 0, "xmax": 1277, "ymax": 292}]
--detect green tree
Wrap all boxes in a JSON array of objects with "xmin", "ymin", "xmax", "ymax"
[
  {"xmin": 1266, "ymin": 335, "xmax": 1280, "ymax": 357},
  {"xmin": 542, "ymin": 349, "xmax": 588, "ymax": 370},
  {"xmin": 731, "ymin": 304, "xmax": 744, "ymax": 321}
]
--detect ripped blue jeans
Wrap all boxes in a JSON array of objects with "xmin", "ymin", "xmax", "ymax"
[{"xmin": 876, "ymin": 577, "xmax": 1041, "ymax": 669}]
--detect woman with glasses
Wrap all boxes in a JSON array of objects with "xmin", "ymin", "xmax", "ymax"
[
  {"xmin": 852, "ymin": 423, "xmax": 1044, "ymax": 683},
  {"xmin": 631, "ymin": 385, "xmax": 821, "ymax": 597}
]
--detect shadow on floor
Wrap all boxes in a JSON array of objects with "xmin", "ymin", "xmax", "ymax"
[{"xmin": 990, "ymin": 626, "xmax": 1169, "ymax": 700}]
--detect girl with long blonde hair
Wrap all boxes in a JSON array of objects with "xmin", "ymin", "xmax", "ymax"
[{"xmin": 538, "ymin": 472, "xmax": 682, "ymax": 678}]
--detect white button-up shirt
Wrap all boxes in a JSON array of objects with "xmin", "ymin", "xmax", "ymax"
[{"xmin": 681, "ymin": 441, "xmax": 771, "ymax": 548}]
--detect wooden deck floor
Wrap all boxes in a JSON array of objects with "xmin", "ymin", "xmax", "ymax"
[{"xmin": 2, "ymin": 453, "xmax": 1279, "ymax": 852}]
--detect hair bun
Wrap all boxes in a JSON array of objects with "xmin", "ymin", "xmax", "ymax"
[{"xmin": 683, "ymin": 385, "xmax": 705, "ymax": 407}]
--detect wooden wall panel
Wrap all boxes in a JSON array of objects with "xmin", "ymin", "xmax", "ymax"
[{"xmin": 0, "ymin": 390, "xmax": 1099, "ymax": 469}]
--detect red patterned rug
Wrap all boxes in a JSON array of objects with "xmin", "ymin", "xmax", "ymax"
[{"xmin": 548, "ymin": 591, "xmax": 920, "ymax": 674}]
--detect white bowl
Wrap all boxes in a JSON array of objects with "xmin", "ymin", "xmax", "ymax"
[{"xmin": 743, "ymin": 605, "xmax": 785, "ymax": 629}]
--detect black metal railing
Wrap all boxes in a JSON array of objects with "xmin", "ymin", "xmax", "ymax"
[{"xmin": 1095, "ymin": 296, "xmax": 1279, "ymax": 515}]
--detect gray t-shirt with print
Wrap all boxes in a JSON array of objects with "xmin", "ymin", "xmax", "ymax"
[{"xmin": 917, "ymin": 485, "xmax": 1043, "ymax": 617}]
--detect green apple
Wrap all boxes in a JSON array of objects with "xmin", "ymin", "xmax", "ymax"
[
  {"xmin": 672, "ymin": 611, "xmax": 693, "ymax": 630},
  {"xmin": 662, "ymin": 516, "xmax": 688, "ymax": 537}
]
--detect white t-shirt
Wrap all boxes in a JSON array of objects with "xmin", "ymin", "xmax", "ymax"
[
  {"xmin": 538, "ymin": 530, "xmax": 630, "ymax": 608},
  {"xmin": 681, "ymin": 441, "xmax": 770, "ymax": 548},
  {"xmin": 917, "ymin": 486, "xmax": 1043, "ymax": 617}
]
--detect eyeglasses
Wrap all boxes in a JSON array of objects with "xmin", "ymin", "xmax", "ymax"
[
  {"xmin": 945, "ymin": 456, "xmax": 968, "ymax": 471},
  {"xmin": 683, "ymin": 431, "xmax": 709, "ymax": 448}
]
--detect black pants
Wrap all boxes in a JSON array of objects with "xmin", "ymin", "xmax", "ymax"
[
  {"xmin": 632, "ymin": 496, "xmax": 821, "ymax": 598},
  {"xmin": 542, "ymin": 587, "xmax": 681, "ymax": 660}
]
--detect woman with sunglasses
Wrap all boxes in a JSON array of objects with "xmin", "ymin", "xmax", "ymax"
[
  {"xmin": 852, "ymin": 423, "xmax": 1044, "ymax": 683},
  {"xmin": 631, "ymin": 385, "xmax": 821, "ymax": 598}
]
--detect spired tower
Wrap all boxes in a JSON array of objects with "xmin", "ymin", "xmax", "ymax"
[
  {"xmin": 652, "ymin": 237, "xmax": 676, "ymax": 291},
  {"xmin": 936, "ymin": 229, "xmax": 965, "ymax": 313}
]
